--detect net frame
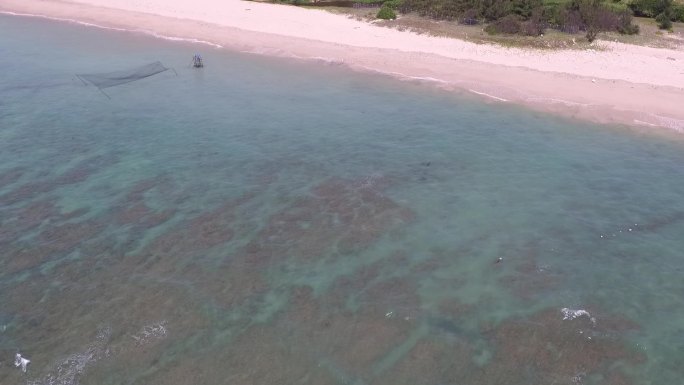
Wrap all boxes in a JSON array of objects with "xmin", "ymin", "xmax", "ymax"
[{"xmin": 76, "ymin": 61, "xmax": 175, "ymax": 98}]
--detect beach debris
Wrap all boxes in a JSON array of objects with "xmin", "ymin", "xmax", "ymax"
[
  {"xmin": 15, "ymin": 353, "xmax": 30, "ymax": 373},
  {"xmin": 667, "ymin": 57, "xmax": 676, "ymax": 61},
  {"xmin": 591, "ymin": 79, "xmax": 596, "ymax": 83},
  {"xmin": 560, "ymin": 308, "xmax": 596, "ymax": 325}
]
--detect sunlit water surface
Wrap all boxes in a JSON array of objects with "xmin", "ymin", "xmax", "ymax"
[{"xmin": 1, "ymin": 14, "xmax": 684, "ymax": 385}]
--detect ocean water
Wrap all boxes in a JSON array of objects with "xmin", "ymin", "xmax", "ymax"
[{"xmin": 1, "ymin": 13, "xmax": 684, "ymax": 385}]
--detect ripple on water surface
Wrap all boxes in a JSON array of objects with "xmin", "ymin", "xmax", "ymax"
[{"xmin": 1, "ymin": 13, "xmax": 684, "ymax": 385}]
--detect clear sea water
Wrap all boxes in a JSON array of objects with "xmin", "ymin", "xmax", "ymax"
[{"xmin": 1, "ymin": 13, "xmax": 684, "ymax": 385}]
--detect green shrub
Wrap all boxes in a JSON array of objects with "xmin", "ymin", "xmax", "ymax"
[
  {"xmin": 604, "ymin": 0, "xmax": 629, "ymax": 12},
  {"xmin": 384, "ymin": 0, "xmax": 404, "ymax": 8},
  {"xmin": 672, "ymin": 4, "xmax": 684, "ymax": 21},
  {"xmin": 521, "ymin": 7, "xmax": 547, "ymax": 35},
  {"xmin": 377, "ymin": 4, "xmax": 398, "ymax": 18},
  {"xmin": 400, "ymin": 0, "xmax": 472, "ymax": 20},
  {"xmin": 511, "ymin": 0, "xmax": 543, "ymax": 18},
  {"xmin": 617, "ymin": 10, "xmax": 640, "ymax": 33},
  {"xmin": 656, "ymin": 11, "xmax": 673, "ymax": 28},
  {"xmin": 482, "ymin": 0, "xmax": 513, "ymax": 21},
  {"xmin": 401, "ymin": 0, "xmax": 641, "ymax": 37},
  {"xmin": 461, "ymin": 8, "xmax": 480, "ymax": 23},
  {"xmin": 555, "ymin": 8, "xmax": 585, "ymax": 32},
  {"xmin": 485, "ymin": 14, "xmax": 523, "ymax": 33},
  {"xmin": 586, "ymin": 26, "xmax": 598, "ymax": 41},
  {"xmin": 628, "ymin": 0, "xmax": 672, "ymax": 17}
]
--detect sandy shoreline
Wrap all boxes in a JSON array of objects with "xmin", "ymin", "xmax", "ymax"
[{"xmin": 2, "ymin": 0, "xmax": 684, "ymax": 131}]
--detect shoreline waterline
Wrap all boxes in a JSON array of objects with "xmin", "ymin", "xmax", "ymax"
[{"xmin": 2, "ymin": 0, "xmax": 684, "ymax": 134}]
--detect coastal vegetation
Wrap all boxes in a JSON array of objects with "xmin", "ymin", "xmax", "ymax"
[
  {"xmin": 276, "ymin": 0, "xmax": 684, "ymax": 42},
  {"xmin": 377, "ymin": 3, "xmax": 398, "ymax": 18}
]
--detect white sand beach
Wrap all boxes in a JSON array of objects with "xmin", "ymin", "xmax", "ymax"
[{"xmin": 2, "ymin": 0, "xmax": 684, "ymax": 130}]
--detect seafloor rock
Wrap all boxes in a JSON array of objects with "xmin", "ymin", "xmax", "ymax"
[
  {"xmin": 0, "ymin": 166, "xmax": 23, "ymax": 189},
  {"xmin": 475, "ymin": 308, "xmax": 645, "ymax": 385},
  {"xmin": 111, "ymin": 175, "xmax": 177, "ymax": 230},
  {"xmin": 273, "ymin": 267, "xmax": 422, "ymax": 382},
  {"xmin": 250, "ymin": 177, "xmax": 414, "ymax": 262},
  {"xmin": 54, "ymin": 154, "xmax": 119, "ymax": 185},
  {"xmin": 202, "ymin": 176, "xmax": 414, "ymax": 310},
  {"xmin": 195, "ymin": 259, "xmax": 270, "ymax": 310},
  {"xmin": 11, "ymin": 271, "xmax": 211, "ymax": 385},
  {"xmin": 499, "ymin": 257, "xmax": 560, "ymax": 301},
  {"xmin": 496, "ymin": 239, "xmax": 561, "ymax": 302},
  {"xmin": 0, "ymin": 199, "xmax": 58, "ymax": 246},
  {"xmin": 0, "ymin": 180, "xmax": 56, "ymax": 206},
  {"xmin": 115, "ymin": 202, "xmax": 175, "ymax": 229},
  {"xmin": 139, "ymin": 194, "xmax": 253, "ymax": 261},
  {"xmin": 141, "ymin": 330, "xmax": 338, "ymax": 385},
  {"xmin": 3, "ymin": 219, "xmax": 106, "ymax": 276},
  {"xmin": 26, "ymin": 327, "xmax": 112, "ymax": 385},
  {"xmin": 1, "ymin": 174, "xmax": 420, "ymax": 384},
  {"xmin": 371, "ymin": 338, "xmax": 473, "ymax": 385},
  {"xmin": 0, "ymin": 154, "xmax": 118, "ymax": 205},
  {"xmin": 124, "ymin": 175, "xmax": 174, "ymax": 203}
]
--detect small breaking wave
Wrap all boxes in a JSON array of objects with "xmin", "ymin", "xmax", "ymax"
[
  {"xmin": 25, "ymin": 320, "xmax": 169, "ymax": 385},
  {"xmin": 468, "ymin": 89, "xmax": 508, "ymax": 102},
  {"xmin": 561, "ymin": 308, "xmax": 596, "ymax": 325},
  {"xmin": 633, "ymin": 119, "xmax": 659, "ymax": 127},
  {"xmin": 131, "ymin": 321, "xmax": 168, "ymax": 346},
  {"xmin": 525, "ymin": 96, "xmax": 590, "ymax": 107},
  {"xmin": 363, "ymin": 67, "xmax": 452, "ymax": 85},
  {"xmin": 648, "ymin": 114, "xmax": 684, "ymax": 133},
  {"xmin": 27, "ymin": 327, "xmax": 112, "ymax": 385},
  {"xmin": 142, "ymin": 31, "xmax": 223, "ymax": 49},
  {"xmin": 242, "ymin": 48, "xmax": 347, "ymax": 66}
]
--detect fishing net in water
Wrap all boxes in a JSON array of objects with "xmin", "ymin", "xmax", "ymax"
[{"xmin": 76, "ymin": 61, "xmax": 171, "ymax": 90}]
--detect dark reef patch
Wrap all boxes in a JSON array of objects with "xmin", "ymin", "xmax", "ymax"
[
  {"xmin": 0, "ymin": 154, "xmax": 118, "ymax": 205},
  {"xmin": 0, "ymin": 167, "xmax": 24, "ymax": 189},
  {"xmin": 243, "ymin": 177, "xmax": 414, "ymax": 265},
  {"xmin": 475, "ymin": 308, "xmax": 645, "ymax": 384}
]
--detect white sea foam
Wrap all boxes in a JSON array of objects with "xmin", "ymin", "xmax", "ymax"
[
  {"xmin": 648, "ymin": 114, "xmax": 684, "ymax": 133},
  {"xmin": 525, "ymin": 96, "xmax": 590, "ymax": 107},
  {"xmin": 15, "ymin": 353, "xmax": 31, "ymax": 373},
  {"xmin": 468, "ymin": 89, "xmax": 509, "ymax": 102},
  {"xmin": 25, "ymin": 321, "xmax": 169, "ymax": 385},
  {"xmin": 142, "ymin": 31, "xmax": 223, "ymax": 48},
  {"xmin": 131, "ymin": 321, "xmax": 168, "ymax": 346},
  {"xmin": 561, "ymin": 308, "xmax": 596, "ymax": 325},
  {"xmin": 27, "ymin": 327, "xmax": 111, "ymax": 385},
  {"xmin": 633, "ymin": 119, "xmax": 659, "ymax": 127},
  {"xmin": 353, "ymin": 66, "xmax": 452, "ymax": 85},
  {"xmin": 356, "ymin": 173, "xmax": 385, "ymax": 191}
]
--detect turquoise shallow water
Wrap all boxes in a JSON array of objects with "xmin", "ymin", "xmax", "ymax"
[{"xmin": 1, "ymin": 14, "xmax": 684, "ymax": 385}]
